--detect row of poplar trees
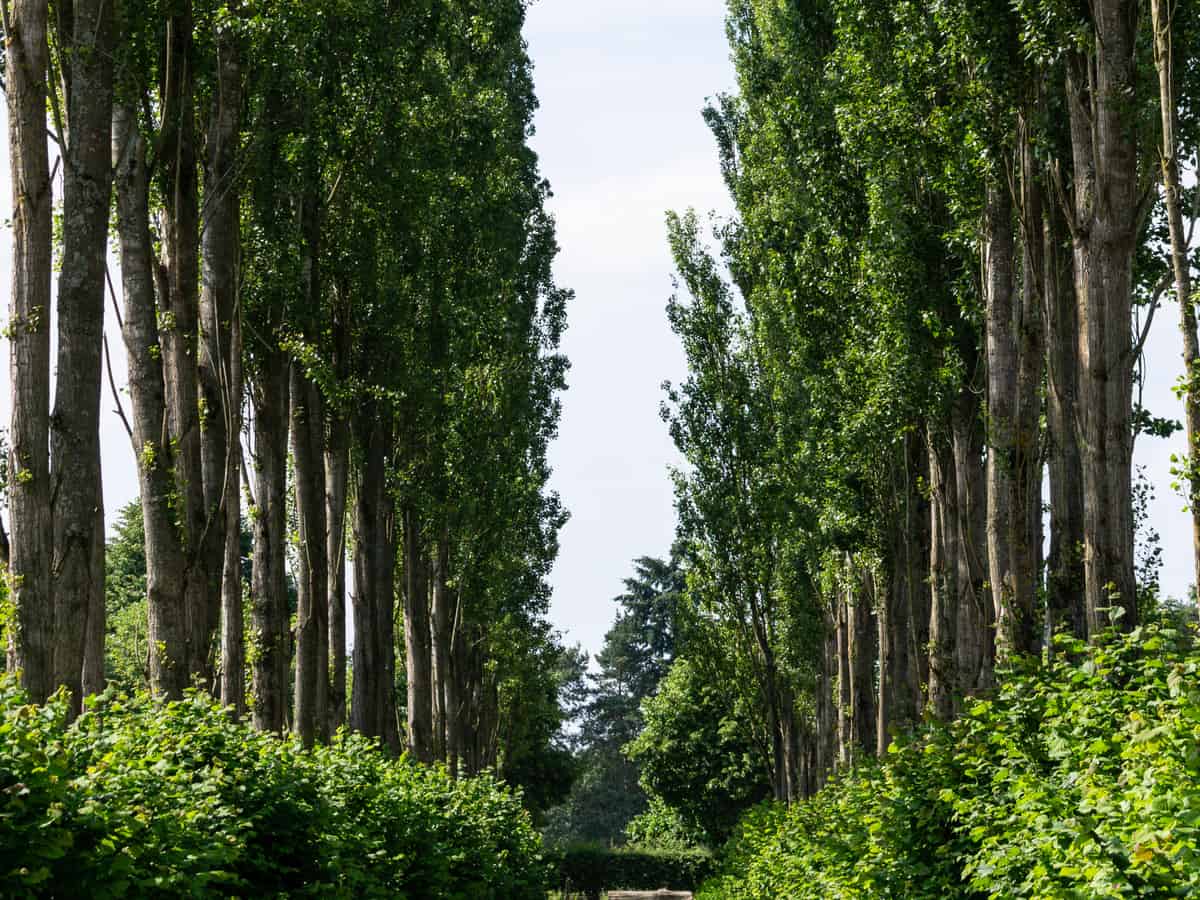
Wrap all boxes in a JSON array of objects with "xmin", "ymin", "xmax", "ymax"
[
  {"xmin": 665, "ymin": 0, "xmax": 1199, "ymax": 802},
  {"xmin": 3, "ymin": 0, "xmax": 570, "ymax": 767}
]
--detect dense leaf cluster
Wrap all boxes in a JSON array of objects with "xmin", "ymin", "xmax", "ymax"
[
  {"xmin": 0, "ymin": 680, "xmax": 548, "ymax": 898},
  {"xmin": 698, "ymin": 625, "xmax": 1200, "ymax": 898}
]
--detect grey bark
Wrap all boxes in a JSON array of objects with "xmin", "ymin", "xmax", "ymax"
[
  {"xmin": 113, "ymin": 103, "xmax": 189, "ymax": 698},
  {"xmin": 952, "ymin": 373, "xmax": 991, "ymax": 691},
  {"xmin": 158, "ymin": 3, "xmax": 210, "ymax": 684},
  {"xmin": 1044, "ymin": 198, "xmax": 1087, "ymax": 637},
  {"xmin": 1065, "ymin": 1, "xmax": 1143, "ymax": 632},
  {"xmin": 325, "ymin": 419, "xmax": 349, "ymax": 733},
  {"xmin": 250, "ymin": 358, "xmax": 290, "ymax": 732},
  {"xmin": 403, "ymin": 505, "xmax": 433, "ymax": 762},
  {"xmin": 291, "ymin": 365, "xmax": 328, "ymax": 747},
  {"xmin": 6, "ymin": 0, "xmax": 54, "ymax": 703},
  {"xmin": 350, "ymin": 407, "xmax": 398, "ymax": 750},
  {"xmin": 927, "ymin": 425, "xmax": 958, "ymax": 720},
  {"xmin": 48, "ymin": 0, "xmax": 114, "ymax": 715},
  {"xmin": 1152, "ymin": 0, "xmax": 1200, "ymax": 605},
  {"xmin": 200, "ymin": 20, "xmax": 243, "ymax": 709}
]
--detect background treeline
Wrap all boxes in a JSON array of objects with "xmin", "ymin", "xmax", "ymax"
[
  {"xmin": 2, "ymin": 0, "xmax": 576, "ymax": 805},
  {"xmin": 652, "ymin": 0, "xmax": 1200, "ymax": 808}
]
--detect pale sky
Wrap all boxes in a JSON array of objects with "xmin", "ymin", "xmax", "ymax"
[{"xmin": 0, "ymin": 0, "xmax": 1192, "ymax": 664}]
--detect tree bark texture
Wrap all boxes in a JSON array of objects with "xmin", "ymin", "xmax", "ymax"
[
  {"xmin": 158, "ymin": 2, "xmax": 211, "ymax": 684},
  {"xmin": 48, "ymin": 0, "xmax": 114, "ymax": 715},
  {"xmin": 1044, "ymin": 198, "xmax": 1087, "ymax": 637},
  {"xmin": 1066, "ymin": 2, "xmax": 1141, "ymax": 632},
  {"xmin": 351, "ymin": 408, "xmax": 398, "ymax": 750},
  {"xmin": 403, "ymin": 505, "xmax": 433, "ymax": 763},
  {"xmin": 114, "ymin": 103, "xmax": 190, "ymax": 699},
  {"xmin": 250, "ymin": 358, "xmax": 290, "ymax": 732},
  {"xmin": 325, "ymin": 419, "xmax": 349, "ymax": 733},
  {"xmin": 1152, "ymin": 0, "xmax": 1200, "ymax": 605},
  {"xmin": 291, "ymin": 365, "xmax": 328, "ymax": 747},
  {"xmin": 6, "ymin": 0, "xmax": 54, "ymax": 703},
  {"xmin": 200, "ymin": 21, "xmax": 243, "ymax": 708},
  {"xmin": 927, "ymin": 425, "xmax": 958, "ymax": 720}
]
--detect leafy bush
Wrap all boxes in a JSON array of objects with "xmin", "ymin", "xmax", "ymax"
[
  {"xmin": 553, "ymin": 843, "xmax": 715, "ymax": 897},
  {"xmin": 624, "ymin": 795, "xmax": 710, "ymax": 850},
  {"xmin": 700, "ymin": 624, "xmax": 1200, "ymax": 899},
  {"xmin": 0, "ymin": 680, "xmax": 549, "ymax": 898}
]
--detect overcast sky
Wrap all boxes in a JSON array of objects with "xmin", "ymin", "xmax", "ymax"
[{"xmin": 0, "ymin": 0, "xmax": 1192, "ymax": 664}]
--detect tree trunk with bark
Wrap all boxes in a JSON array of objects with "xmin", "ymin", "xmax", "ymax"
[
  {"xmin": 6, "ymin": 0, "xmax": 55, "ymax": 703},
  {"xmin": 1065, "ymin": 1, "xmax": 1143, "ymax": 632},
  {"xmin": 927, "ymin": 424, "xmax": 958, "ymax": 720},
  {"xmin": 403, "ymin": 505, "xmax": 434, "ymax": 762},
  {"xmin": 48, "ymin": 0, "xmax": 114, "ymax": 715},
  {"xmin": 291, "ymin": 365, "xmax": 328, "ymax": 747},
  {"xmin": 351, "ymin": 407, "xmax": 398, "ymax": 750},
  {"xmin": 325, "ymin": 416, "xmax": 349, "ymax": 733},
  {"xmin": 952, "ymin": 374, "xmax": 991, "ymax": 691},
  {"xmin": 250, "ymin": 359, "xmax": 290, "ymax": 732},
  {"xmin": 114, "ymin": 103, "xmax": 190, "ymax": 699},
  {"xmin": 200, "ymin": 21, "xmax": 242, "ymax": 708},
  {"xmin": 158, "ymin": 3, "xmax": 211, "ymax": 685},
  {"xmin": 1044, "ymin": 198, "xmax": 1087, "ymax": 637},
  {"xmin": 1152, "ymin": 0, "xmax": 1200, "ymax": 604}
]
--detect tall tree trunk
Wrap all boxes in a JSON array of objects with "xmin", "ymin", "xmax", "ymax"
[
  {"xmin": 1013, "ymin": 126, "xmax": 1047, "ymax": 655},
  {"xmin": 952, "ymin": 376, "xmax": 991, "ymax": 691},
  {"xmin": 200, "ymin": 20, "xmax": 242, "ymax": 707},
  {"xmin": 325, "ymin": 418, "xmax": 349, "ymax": 733},
  {"xmin": 351, "ymin": 407, "xmax": 398, "ymax": 749},
  {"xmin": 6, "ymin": 0, "xmax": 54, "ymax": 703},
  {"xmin": 48, "ymin": 0, "xmax": 114, "ymax": 715},
  {"xmin": 835, "ymin": 590, "xmax": 851, "ymax": 768},
  {"xmin": 1065, "ymin": 1, "xmax": 1142, "ymax": 632},
  {"xmin": 1152, "ymin": 0, "xmax": 1200, "ymax": 604},
  {"xmin": 1044, "ymin": 198, "xmax": 1087, "ymax": 637},
  {"xmin": 927, "ymin": 424, "xmax": 958, "ymax": 720},
  {"xmin": 848, "ymin": 569, "xmax": 876, "ymax": 757},
  {"xmin": 114, "ymin": 103, "xmax": 189, "ymax": 699},
  {"xmin": 985, "ymin": 182, "xmax": 1032, "ymax": 656},
  {"xmin": 403, "ymin": 505, "xmax": 434, "ymax": 762},
  {"xmin": 158, "ymin": 3, "xmax": 210, "ymax": 684},
  {"xmin": 291, "ymin": 365, "xmax": 328, "ymax": 747},
  {"xmin": 81, "ymin": 488, "xmax": 105, "ymax": 697},
  {"xmin": 250, "ymin": 359, "xmax": 290, "ymax": 732},
  {"xmin": 878, "ymin": 436, "xmax": 921, "ymax": 751}
]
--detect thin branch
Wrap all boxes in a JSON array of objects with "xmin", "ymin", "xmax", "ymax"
[
  {"xmin": 1131, "ymin": 270, "xmax": 1173, "ymax": 362},
  {"xmin": 104, "ymin": 334, "xmax": 133, "ymax": 443}
]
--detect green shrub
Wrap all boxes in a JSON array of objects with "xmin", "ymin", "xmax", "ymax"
[
  {"xmin": 553, "ymin": 843, "xmax": 714, "ymax": 896},
  {"xmin": 0, "ymin": 681, "xmax": 549, "ymax": 898},
  {"xmin": 700, "ymin": 624, "xmax": 1200, "ymax": 899}
]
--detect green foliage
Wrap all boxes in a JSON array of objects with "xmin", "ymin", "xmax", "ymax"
[
  {"xmin": 0, "ymin": 680, "xmax": 549, "ymax": 898},
  {"xmin": 544, "ymin": 554, "xmax": 685, "ymax": 847},
  {"xmin": 552, "ymin": 844, "xmax": 715, "ymax": 896},
  {"xmin": 627, "ymin": 658, "xmax": 771, "ymax": 845},
  {"xmin": 699, "ymin": 625, "xmax": 1200, "ymax": 898},
  {"xmin": 624, "ymin": 796, "xmax": 711, "ymax": 851}
]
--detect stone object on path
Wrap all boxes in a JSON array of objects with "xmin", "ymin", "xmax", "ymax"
[{"xmin": 608, "ymin": 892, "xmax": 693, "ymax": 900}]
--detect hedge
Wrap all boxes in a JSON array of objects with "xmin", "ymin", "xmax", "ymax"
[
  {"xmin": 0, "ymin": 680, "xmax": 550, "ymax": 898},
  {"xmin": 554, "ymin": 844, "xmax": 715, "ymax": 898},
  {"xmin": 699, "ymin": 624, "xmax": 1200, "ymax": 899}
]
